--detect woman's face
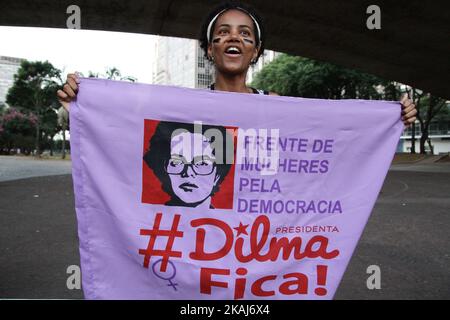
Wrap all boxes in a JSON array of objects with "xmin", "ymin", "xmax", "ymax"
[
  {"xmin": 166, "ymin": 132, "xmax": 220, "ymax": 205},
  {"xmin": 207, "ymin": 9, "xmax": 259, "ymax": 75}
]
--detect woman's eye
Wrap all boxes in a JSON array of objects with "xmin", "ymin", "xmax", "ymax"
[
  {"xmin": 218, "ymin": 29, "xmax": 228, "ymax": 35},
  {"xmin": 195, "ymin": 159, "xmax": 213, "ymax": 166},
  {"xmin": 169, "ymin": 159, "xmax": 183, "ymax": 167},
  {"xmin": 241, "ymin": 31, "xmax": 250, "ymax": 36}
]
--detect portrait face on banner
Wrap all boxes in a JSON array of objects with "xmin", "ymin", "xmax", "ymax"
[{"xmin": 142, "ymin": 120, "xmax": 237, "ymax": 209}]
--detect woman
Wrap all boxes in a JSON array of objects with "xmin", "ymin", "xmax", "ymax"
[
  {"xmin": 143, "ymin": 121, "xmax": 233, "ymax": 209},
  {"xmin": 57, "ymin": 1, "xmax": 417, "ymax": 123}
]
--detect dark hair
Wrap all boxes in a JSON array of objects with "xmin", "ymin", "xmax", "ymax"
[
  {"xmin": 198, "ymin": 1, "xmax": 266, "ymax": 65},
  {"xmin": 143, "ymin": 121, "xmax": 234, "ymax": 199}
]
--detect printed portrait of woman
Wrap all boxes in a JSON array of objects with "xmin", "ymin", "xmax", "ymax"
[{"xmin": 143, "ymin": 121, "xmax": 235, "ymax": 209}]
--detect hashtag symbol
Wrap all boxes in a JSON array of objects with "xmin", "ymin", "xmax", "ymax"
[{"xmin": 139, "ymin": 213, "xmax": 184, "ymax": 272}]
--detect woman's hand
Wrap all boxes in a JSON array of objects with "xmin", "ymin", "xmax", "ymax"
[
  {"xmin": 400, "ymin": 93, "xmax": 417, "ymax": 127},
  {"xmin": 57, "ymin": 73, "xmax": 80, "ymax": 112}
]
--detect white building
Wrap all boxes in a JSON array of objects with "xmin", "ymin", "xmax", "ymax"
[
  {"xmin": 398, "ymin": 121, "xmax": 450, "ymax": 155},
  {"xmin": 152, "ymin": 36, "xmax": 214, "ymax": 89},
  {"xmin": 152, "ymin": 36, "xmax": 280, "ymax": 89},
  {"xmin": 0, "ymin": 55, "xmax": 24, "ymax": 105}
]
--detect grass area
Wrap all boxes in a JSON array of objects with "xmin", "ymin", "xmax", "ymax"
[
  {"xmin": 392, "ymin": 153, "xmax": 450, "ymax": 164},
  {"xmin": 39, "ymin": 154, "xmax": 71, "ymax": 161},
  {"xmin": 392, "ymin": 153, "xmax": 426, "ymax": 164},
  {"xmin": 437, "ymin": 154, "xmax": 450, "ymax": 163}
]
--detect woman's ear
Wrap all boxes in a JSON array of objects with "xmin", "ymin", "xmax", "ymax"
[
  {"xmin": 207, "ymin": 43, "xmax": 213, "ymax": 60},
  {"xmin": 252, "ymin": 45, "xmax": 260, "ymax": 63}
]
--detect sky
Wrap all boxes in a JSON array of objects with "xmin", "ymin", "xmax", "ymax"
[{"xmin": 0, "ymin": 26, "xmax": 157, "ymax": 83}]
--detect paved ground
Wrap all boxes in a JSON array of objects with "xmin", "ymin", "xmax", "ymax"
[
  {"xmin": 0, "ymin": 157, "xmax": 449, "ymax": 299},
  {"xmin": 0, "ymin": 175, "xmax": 81, "ymax": 299},
  {"xmin": 0, "ymin": 156, "xmax": 72, "ymax": 182},
  {"xmin": 336, "ymin": 169, "xmax": 450, "ymax": 299}
]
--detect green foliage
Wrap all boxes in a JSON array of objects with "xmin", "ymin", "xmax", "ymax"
[
  {"xmin": 419, "ymin": 94, "xmax": 449, "ymax": 122},
  {"xmin": 252, "ymin": 54, "xmax": 449, "ymax": 154},
  {"xmin": 40, "ymin": 107, "xmax": 59, "ymax": 148},
  {"xmin": 83, "ymin": 67, "xmax": 137, "ymax": 82},
  {"xmin": 0, "ymin": 108, "xmax": 37, "ymax": 154},
  {"xmin": 434, "ymin": 104, "xmax": 450, "ymax": 123},
  {"xmin": 54, "ymin": 139, "xmax": 71, "ymax": 151},
  {"xmin": 5, "ymin": 60, "xmax": 62, "ymax": 155},
  {"xmin": 6, "ymin": 60, "xmax": 61, "ymax": 111},
  {"xmin": 87, "ymin": 71, "xmax": 100, "ymax": 78},
  {"xmin": 410, "ymin": 90, "xmax": 450, "ymax": 153},
  {"xmin": 251, "ymin": 54, "xmax": 389, "ymax": 99},
  {"xmin": 104, "ymin": 67, "xmax": 137, "ymax": 82}
]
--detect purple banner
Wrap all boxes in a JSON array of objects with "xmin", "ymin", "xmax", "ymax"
[{"xmin": 70, "ymin": 78, "xmax": 403, "ymax": 299}]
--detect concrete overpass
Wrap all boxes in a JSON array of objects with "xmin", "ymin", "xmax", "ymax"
[{"xmin": 1, "ymin": 0, "xmax": 449, "ymax": 99}]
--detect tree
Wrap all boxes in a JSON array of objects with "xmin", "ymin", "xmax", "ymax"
[
  {"xmin": 252, "ymin": 54, "xmax": 450, "ymax": 155},
  {"xmin": 40, "ymin": 107, "xmax": 59, "ymax": 156},
  {"xmin": 0, "ymin": 108, "xmax": 37, "ymax": 154},
  {"xmin": 251, "ymin": 54, "xmax": 389, "ymax": 99},
  {"xmin": 57, "ymin": 106, "xmax": 69, "ymax": 159},
  {"xmin": 105, "ymin": 67, "xmax": 121, "ymax": 80},
  {"xmin": 83, "ymin": 67, "xmax": 137, "ymax": 82},
  {"xmin": 411, "ymin": 89, "xmax": 420, "ymax": 153},
  {"xmin": 6, "ymin": 60, "xmax": 62, "ymax": 156},
  {"xmin": 104, "ymin": 67, "xmax": 137, "ymax": 82},
  {"xmin": 401, "ymin": 85, "xmax": 449, "ymax": 154},
  {"xmin": 87, "ymin": 71, "xmax": 100, "ymax": 78},
  {"xmin": 414, "ymin": 92, "xmax": 449, "ymax": 154}
]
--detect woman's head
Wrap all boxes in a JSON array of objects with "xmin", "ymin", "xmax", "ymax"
[
  {"xmin": 199, "ymin": 1, "xmax": 266, "ymax": 76},
  {"xmin": 144, "ymin": 121, "xmax": 234, "ymax": 207}
]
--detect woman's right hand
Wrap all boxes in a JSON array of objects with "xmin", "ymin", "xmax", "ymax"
[{"xmin": 57, "ymin": 73, "xmax": 80, "ymax": 112}]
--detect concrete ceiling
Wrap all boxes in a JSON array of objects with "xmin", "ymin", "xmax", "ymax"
[{"xmin": 1, "ymin": 0, "xmax": 449, "ymax": 98}]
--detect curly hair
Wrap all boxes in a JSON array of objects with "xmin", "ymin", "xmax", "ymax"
[
  {"xmin": 198, "ymin": 1, "xmax": 266, "ymax": 65},
  {"xmin": 143, "ymin": 121, "xmax": 234, "ymax": 200}
]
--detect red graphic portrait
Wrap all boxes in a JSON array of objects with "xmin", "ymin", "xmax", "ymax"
[{"xmin": 142, "ymin": 119, "xmax": 237, "ymax": 209}]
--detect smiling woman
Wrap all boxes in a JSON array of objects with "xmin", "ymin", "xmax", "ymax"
[{"xmin": 198, "ymin": 1, "xmax": 276, "ymax": 95}]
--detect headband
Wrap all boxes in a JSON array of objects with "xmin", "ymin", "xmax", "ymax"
[{"xmin": 206, "ymin": 7, "xmax": 262, "ymax": 45}]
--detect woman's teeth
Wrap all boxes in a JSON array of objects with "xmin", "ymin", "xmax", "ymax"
[{"xmin": 225, "ymin": 47, "xmax": 241, "ymax": 54}]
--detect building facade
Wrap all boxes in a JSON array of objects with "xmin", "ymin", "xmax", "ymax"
[
  {"xmin": 152, "ymin": 36, "xmax": 279, "ymax": 89},
  {"xmin": 152, "ymin": 36, "xmax": 214, "ymax": 89},
  {"xmin": 0, "ymin": 56, "xmax": 24, "ymax": 105},
  {"xmin": 399, "ymin": 121, "xmax": 450, "ymax": 155}
]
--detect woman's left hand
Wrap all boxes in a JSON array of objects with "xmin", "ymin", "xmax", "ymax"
[{"xmin": 400, "ymin": 93, "xmax": 418, "ymax": 127}]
